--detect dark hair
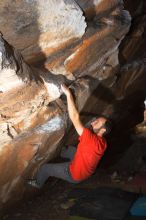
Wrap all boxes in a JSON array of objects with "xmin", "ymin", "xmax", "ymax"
[{"xmin": 103, "ymin": 118, "xmax": 112, "ymax": 136}]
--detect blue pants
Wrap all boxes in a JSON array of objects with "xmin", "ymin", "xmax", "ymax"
[{"xmin": 36, "ymin": 146, "xmax": 80, "ymax": 187}]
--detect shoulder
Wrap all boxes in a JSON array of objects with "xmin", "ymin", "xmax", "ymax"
[
  {"xmin": 97, "ymin": 136, "xmax": 107, "ymax": 151},
  {"xmin": 80, "ymin": 128, "xmax": 92, "ymax": 136},
  {"xmin": 79, "ymin": 128, "xmax": 97, "ymax": 141}
]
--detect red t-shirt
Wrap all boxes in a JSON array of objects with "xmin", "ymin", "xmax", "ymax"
[{"xmin": 69, "ymin": 128, "xmax": 107, "ymax": 181}]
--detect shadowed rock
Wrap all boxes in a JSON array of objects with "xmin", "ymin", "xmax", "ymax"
[
  {"xmin": 0, "ymin": 34, "xmax": 68, "ymax": 207},
  {"xmin": 0, "ymin": 0, "xmax": 146, "ymax": 213}
]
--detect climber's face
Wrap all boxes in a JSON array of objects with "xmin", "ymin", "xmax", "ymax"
[{"xmin": 91, "ymin": 117, "xmax": 106, "ymax": 135}]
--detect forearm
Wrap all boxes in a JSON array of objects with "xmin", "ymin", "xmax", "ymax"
[
  {"xmin": 66, "ymin": 92, "xmax": 79, "ymax": 122},
  {"xmin": 61, "ymin": 84, "xmax": 84, "ymax": 135}
]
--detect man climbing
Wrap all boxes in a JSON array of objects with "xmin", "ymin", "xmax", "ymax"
[{"xmin": 28, "ymin": 84, "xmax": 112, "ymax": 188}]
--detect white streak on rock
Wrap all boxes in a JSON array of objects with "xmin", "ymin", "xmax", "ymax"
[
  {"xmin": 23, "ymin": 161, "xmax": 29, "ymax": 168},
  {"xmin": 0, "ymin": 69, "xmax": 23, "ymax": 92},
  {"xmin": 0, "ymin": 123, "xmax": 13, "ymax": 149},
  {"xmin": 93, "ymin": 0, "xmax": 105, "ymax": 5},
  {"xmin": 93, "ymin": 0, "xmax": 123, "ymax": 5},
  {"xmin": 36, "ymin": 115, "xmax": 64, "ymax": 134},
  {"xmin": 1, "ymin": 176, "xmax": 21, "ymax": 203},
  {"xmin": 64, "ymin": 49, "xmax": 80, "ymax": 65},
  {"xmin": 0, "ymin": 51, "xmax": 2, "ymax": 70},
  {"xmin": 44, "ymin": 83, "xmax": 61, "ymax": 101},
  {"xmin": 37, "ymin": 0, "xmax": 86, "ymax": 49}
]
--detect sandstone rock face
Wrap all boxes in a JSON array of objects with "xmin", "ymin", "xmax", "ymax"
[
  {"xmin": 0, "ymin": 0, "xmax": 86, "ymax": 62},
  {"xmin": 0, "ymin": 34, "xmax": 67, "ymax": 206},
  {"xmin": 0, "ymin": 0, "xmax": 146, "ymax": 211}
]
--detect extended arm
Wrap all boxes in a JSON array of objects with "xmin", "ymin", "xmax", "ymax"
[{"xmin": 61, "ymin": 84, "xmax": 84, "ymax": 136}]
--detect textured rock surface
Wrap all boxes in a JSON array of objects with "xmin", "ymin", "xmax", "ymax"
[
  {"xmin": 0, "ymin": 0, "xmax": 146, "ymax": 211},
  {"xmin": 0, "ymin": 0, "xmax": 86, "ymax": 63},
  {"xmin": 0, "ymin": 34, "xmax": 68, "ymax": 206}
]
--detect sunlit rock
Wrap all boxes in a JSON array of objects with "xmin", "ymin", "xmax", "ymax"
[
  {"xmin": 0, "ymin": 34, "xmax": 68, "ymax": 206},
  {"xmin": 0, "ymin": 0, "xmax": 86, "ymax": 62},
  {"xmin": 45, "ymin": 2, "xmax": 131, "ymax": 79},
  {"xmin": 0, "ymin": 0, "xmax": 146, "ymax": 213},
  {"xmin": 77, "ymin": 0, "xmax": 124, "ymax": 20}
]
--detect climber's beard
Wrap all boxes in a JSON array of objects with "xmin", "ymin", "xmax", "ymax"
[
  {"xmin": 85, "ymin": 118, "xmax": 96, "ymax": 133},
  {"xmin": 90, "ymin": 125, "xmax": 102, "ymax": 134},
  {"xmin": 86, "ymin": 124, "xmax": 94, "ymax": 133},
  {"xmin": 86, "ymin": 123, "xmax": 102, "ymax": 135}
]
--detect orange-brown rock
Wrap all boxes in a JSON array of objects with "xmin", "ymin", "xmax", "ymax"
[
  {"xmin": 0, "ymin": 34, "xmax": 68, "ymax": 208},
  {"xmin": 0, "ymin": 0, "xmax": 146, "ymax": 213},
  {"xmin": 77, "ymin": 0, "xmax": 123, "ymax": 20},
  {"xmin": 44, "ymin": 4, "xmax": 131, "ymax": 80},
  {"xmin": 0, "ymin": 0, "xmax": 86, "ymax": 63}
]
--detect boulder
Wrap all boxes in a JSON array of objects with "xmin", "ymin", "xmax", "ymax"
[
  {"xmin": 0, "ymin": 0, "xmax": 86, "ymax": 63},
  {"xmin": 0, "ymin": 0, "xmax": 145, "ymax": 211}
]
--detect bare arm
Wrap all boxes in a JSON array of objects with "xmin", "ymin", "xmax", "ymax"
[{"xmin": 61, "ymin": 84, "xmax": 84, "ymax": 136}]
